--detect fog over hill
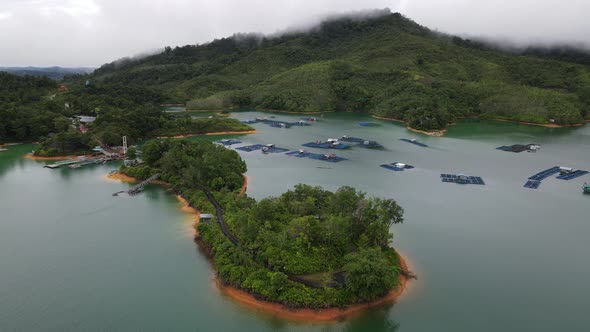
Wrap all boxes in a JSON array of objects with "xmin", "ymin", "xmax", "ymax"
[{"xmin": 0, "ymin": 0, "xmax": 589, "ymax": 66}]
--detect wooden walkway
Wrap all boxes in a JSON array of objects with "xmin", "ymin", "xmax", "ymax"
[{"xmin": 112, "ymin": 173, "xmax": 161, "ymax": 196}]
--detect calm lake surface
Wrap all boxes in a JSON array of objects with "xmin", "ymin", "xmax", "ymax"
[{"xmin": 1, "ymin": 112, "xmax": 589, "ymax": 331}]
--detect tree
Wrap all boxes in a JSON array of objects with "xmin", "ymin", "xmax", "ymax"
[
  {"xmin": 126, "ymin": 146, "xmax": 137, "ymax": 159},
  {"xmin": 344, "ymin": 247, "xmax": 398, "ymax": 302}
]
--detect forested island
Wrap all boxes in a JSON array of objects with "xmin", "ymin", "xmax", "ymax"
[{"xmin": 119, "ymin": 139, "xmax": 408, "ymax": 311}]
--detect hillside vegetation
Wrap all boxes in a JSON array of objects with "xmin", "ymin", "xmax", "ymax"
[{"xmin": 87, "ymin": 10, "xmax": 590, "ymax": 130}]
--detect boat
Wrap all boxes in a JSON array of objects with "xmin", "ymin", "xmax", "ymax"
[{"xmin": 584, "ymin": 183, "xmax": 590, "ymax": 194}]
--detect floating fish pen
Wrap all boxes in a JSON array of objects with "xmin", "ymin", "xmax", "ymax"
[
  {"xmin": 400, "ymin": 138, "xmax": 428, "ymax": 147},
  {"xmin": 358, "ymin": 140, "xmax": 384, "ymax": 149},
  {"xmin": 289, "ymin": 120, "xmax": 311, "ymax": 126},
  {"xmin": 524, "ymin": 180, "xmax": 542, "ymax": 189},
  {"xmin": 300, "ymin": 117, "xmax": 318, "ymax": 121},
  {"xmin": 556, "ymin": 170, "xmax": 589, "ymax": 180},
  {"xmin": 340, "ymin": 136, "xmax": 365, "ymax": 143},
  {"xmin": 440, "ymin": 174, "xmax": 485, "ymax": 185},
  {"xmin": 215, "ymin": 139, "xmax": 242, "ymax": 146},
  {"xmin": 523, "ymin": 166, "xmax": 588, "ymax": 189},
  {"xmin": 496, "ymin": 144, "xmax": 541, "ymax": 153},
  {"xmin": 285, "ymin": 150, "xmax": 347, "ymax": 163},
  {"xmin": 528, "ymin": 166, "xmax": 561, "ymax": 181},
  {"xmin": 359, "ymin": 122, "xmax": 378, "ymax": 127},
  {"xmin": 236, "ymin": 144, "xmax": 288, "ymax": 153},
  {"xmin": 381, "ymin": 162, "xmax": 415, "ymax": 172},
  {"xmin": 302, "ymin": 139, "xmax": 350, "ymax": 149}
]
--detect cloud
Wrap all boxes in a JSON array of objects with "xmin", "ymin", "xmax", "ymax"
[{"xmin": 0, "ymin": 0, "xmax": 588, "ymax": 67}]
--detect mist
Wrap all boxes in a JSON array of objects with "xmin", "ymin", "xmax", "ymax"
[{"xmin": 0, "ymin": 0, "xmax": 589, "ymax": 67}]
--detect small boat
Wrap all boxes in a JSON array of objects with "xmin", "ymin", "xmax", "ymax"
[{"xmin": 584, "ymin": 182, "xmax": 590, "ymax": 194}]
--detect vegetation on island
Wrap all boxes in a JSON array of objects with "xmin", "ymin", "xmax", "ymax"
[
  {"xmin": 121, "ymin": 139, "xmax": 405, "ymax": 308},
  {"xmin": 0, "ymin": 72, "xmax": 253, "ymax": 153},
  {"xmin": 85, "ymin": 10, "xmax": 590, "ymax": 131}
]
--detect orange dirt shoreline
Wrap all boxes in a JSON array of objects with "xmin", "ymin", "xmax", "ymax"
[
  {"xmin": 24, "ymin": 154, "xmax": 94, "ymax": 161},
  {"xmin": 105, "ymin": 171, "xmax": 411, "ymax": 322},
  {"xmin": 372, "ymin": 115, "xmax": 446, "ymax": 137},
  {"xmin": 217, "ymin": 254, "xmax": 411, "ymax": 322}
]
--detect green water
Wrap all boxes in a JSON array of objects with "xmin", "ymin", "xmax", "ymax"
[{"xmin": 1, "ymin": 113, "xmax": 589, "ymax": 331}]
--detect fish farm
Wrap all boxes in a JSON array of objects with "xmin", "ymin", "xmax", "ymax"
[
  {"xmin": 440, "ymin": 174, "xmax": 485, "ymax": 185},
  {"xmin": 215, "ymin": 139, "xmax": 242, "ymax": 146},
  {"xmin": 381, "ymin": 162, "xmax": 415, "ymax": 171},
  {"xmin": 524, "ymin": 166, "xmax": 589, "ymax": 189},
  {"xmin": 285, "ymin": 150, "xmax": 347, "ymax": 163},
  {"xmin": 340, "ymin": 136, "xmax": 384, "ymax": 149},
  {"xmin": 496, "ymin": 144, "xmax": 541, "ymax": 153},
  {"xmin": 400, "ymin": 138, "xmax": 428, "ymax": 147},
  {"xmin": 235, "ymin": 144, "xmax": 289, "ymax": 153},
  {"xmin": 302, "ymin": 140, "xmax": 350, "ymax": 149}
]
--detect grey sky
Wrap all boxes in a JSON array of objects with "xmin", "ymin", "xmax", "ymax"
[{"xmin": 1, "ymin": 0, "xmax": 589, "ymax": 67}]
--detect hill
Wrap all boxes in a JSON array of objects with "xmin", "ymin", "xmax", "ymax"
[
  {"xmin": 83, "ymin": 10, "xmax": 590, "ymax": 131},
  {"xmin": 0, "ymin": 66, "xmax": 94, "ymax": 80}
]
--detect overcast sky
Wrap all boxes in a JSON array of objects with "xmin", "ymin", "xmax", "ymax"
[{"xmin": 1, "ymin": 0, "xmax": 589, "ymax": 67}]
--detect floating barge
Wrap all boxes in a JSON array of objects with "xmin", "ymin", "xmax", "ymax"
[
  {"xmin": 400, "ymin": 138, "xmax": 428, "ymax": 147},
  {"xmin": 215, "ymin": 139, "xmax": 242, "ymax": 146},
  {"xmin": 441, "ymin": 173, "xmax": 485, "ymax": 185},
  {"xmin": 235, "ymin": 144, "xmax": 289, "ymax": 153},
  {"xmin": 497, "ymin": 144, "xmax": 541, "ymax": 153},
  {"xmin": 524, "ymin": 166, "xmax": 589, "ymax": 189},
  {"xmin": 302, "ymin": 138, "xmax": 350, "ymax": 150},
  {"xmin": 381, "ymin": 162, "xmax": 415, "ymax": 171},
  {"xmin": 340, "ymin": 136, "xmax": 384, "ymax": 149},
  {"xmin": 285, "ymin": 150, "xmax": 347, "ymax": 163}
]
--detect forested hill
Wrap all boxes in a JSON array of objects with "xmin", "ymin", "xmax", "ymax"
[{"xmin": 86, "ymin": 10, "xmax": 590, "ymax": 131}]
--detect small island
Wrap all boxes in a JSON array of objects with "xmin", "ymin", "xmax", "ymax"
[{"xmin": 120, "ymin": 139, "xmax": 410, "ymax": 318}]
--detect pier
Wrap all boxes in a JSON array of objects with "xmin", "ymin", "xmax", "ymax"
[
  {"xmin": 44, "ymin": 156, "xmax": 111, "ymax": 169},
  {"xmin": 113, "ymin": 173, "xmax": 161, "ymax": 196}
]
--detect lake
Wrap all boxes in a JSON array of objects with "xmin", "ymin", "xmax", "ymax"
[{"xmin": 1, "ymin": 112, "xmax": 589, "ymax": 331}]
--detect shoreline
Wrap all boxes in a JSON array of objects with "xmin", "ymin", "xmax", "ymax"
[
  {"xmin": 239, "ymin": 175, "xmax": 249, "ymax": 196},
  {"xmin": 106, "ymin": 170, "xmax": 411, "ymax": 321},
  {"xmin": 157, "ymin": 130, "xmax": 258, "ymax": 139},
  {"xmin": 371, "ymin": 115, "xmax": 446, "ymax": 137},
  {"xmin": 216, "ymin": 254, "xmax": 411, "ymax": 322},
  {"xmin": 24, "ymin": 153, "xmax": 94, "ymax": 161},
  {"xmin": 478, "ymin": 117, "xmax": 585, "ymax": 128}
]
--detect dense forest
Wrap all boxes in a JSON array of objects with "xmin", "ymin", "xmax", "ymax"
[
  {"xmin": 86, "ymin": 10, "xmax": 590, "ymax": 131},
  {"xmin": 0, "ymin": 71, "xmax": 252, "ymax": 153},
  {"xmin": 121, "ymin": 140, "xmax": 405, "ymax": 308}
]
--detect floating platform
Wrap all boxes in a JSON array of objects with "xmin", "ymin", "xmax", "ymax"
[
  {"xmin": 340, "ymin": 136, "xmax": 384, "ymax": 149},
  {"xmin": 528, "ymin": 166, "xmax": 561, "ymax": 181},
  {"xmin": 556, "ymin": 170, "xmax": 589, "ymax": 180},
  {"xmin": 440, "ymin": 174, "xmax": 485, "ymax": 185},
  {"xmin": 400, "ymin": 138, "xmax": 428, "ymax": 147},
  {"xmin": 359, "ymin": 122, "xmax": 378, "ymax": 127},
  {"xmin": 285, "ymin": 150, "xmax": 347, "ymax": 163},
  {"xmin": 381, "ymin": 162, "xmax": 415, "ymax": 171},
  {"xmin": 523, "ymin": 180, "xmax": 542, "ymax": 189},
  {"xmin": 289, "ymin": 120, "xmax": 311, "ymax": 126},
  {"xmin": 302, "ymin": 141, "xmax": 350, "ymax": 149},
  {"xmin": 300, "ymin": 117, "xmax": 318, "ymax": 121},
  {"xmin": 497, "ymin": 144, "xmax": 541, "ymax": 153},
  {"xmin": 236, "ymin": 144, "xmax": 288, "ymax": 153},
  {"xmin": 215, "ymin": 139, "xmax": 242, "ymax": 146}
]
